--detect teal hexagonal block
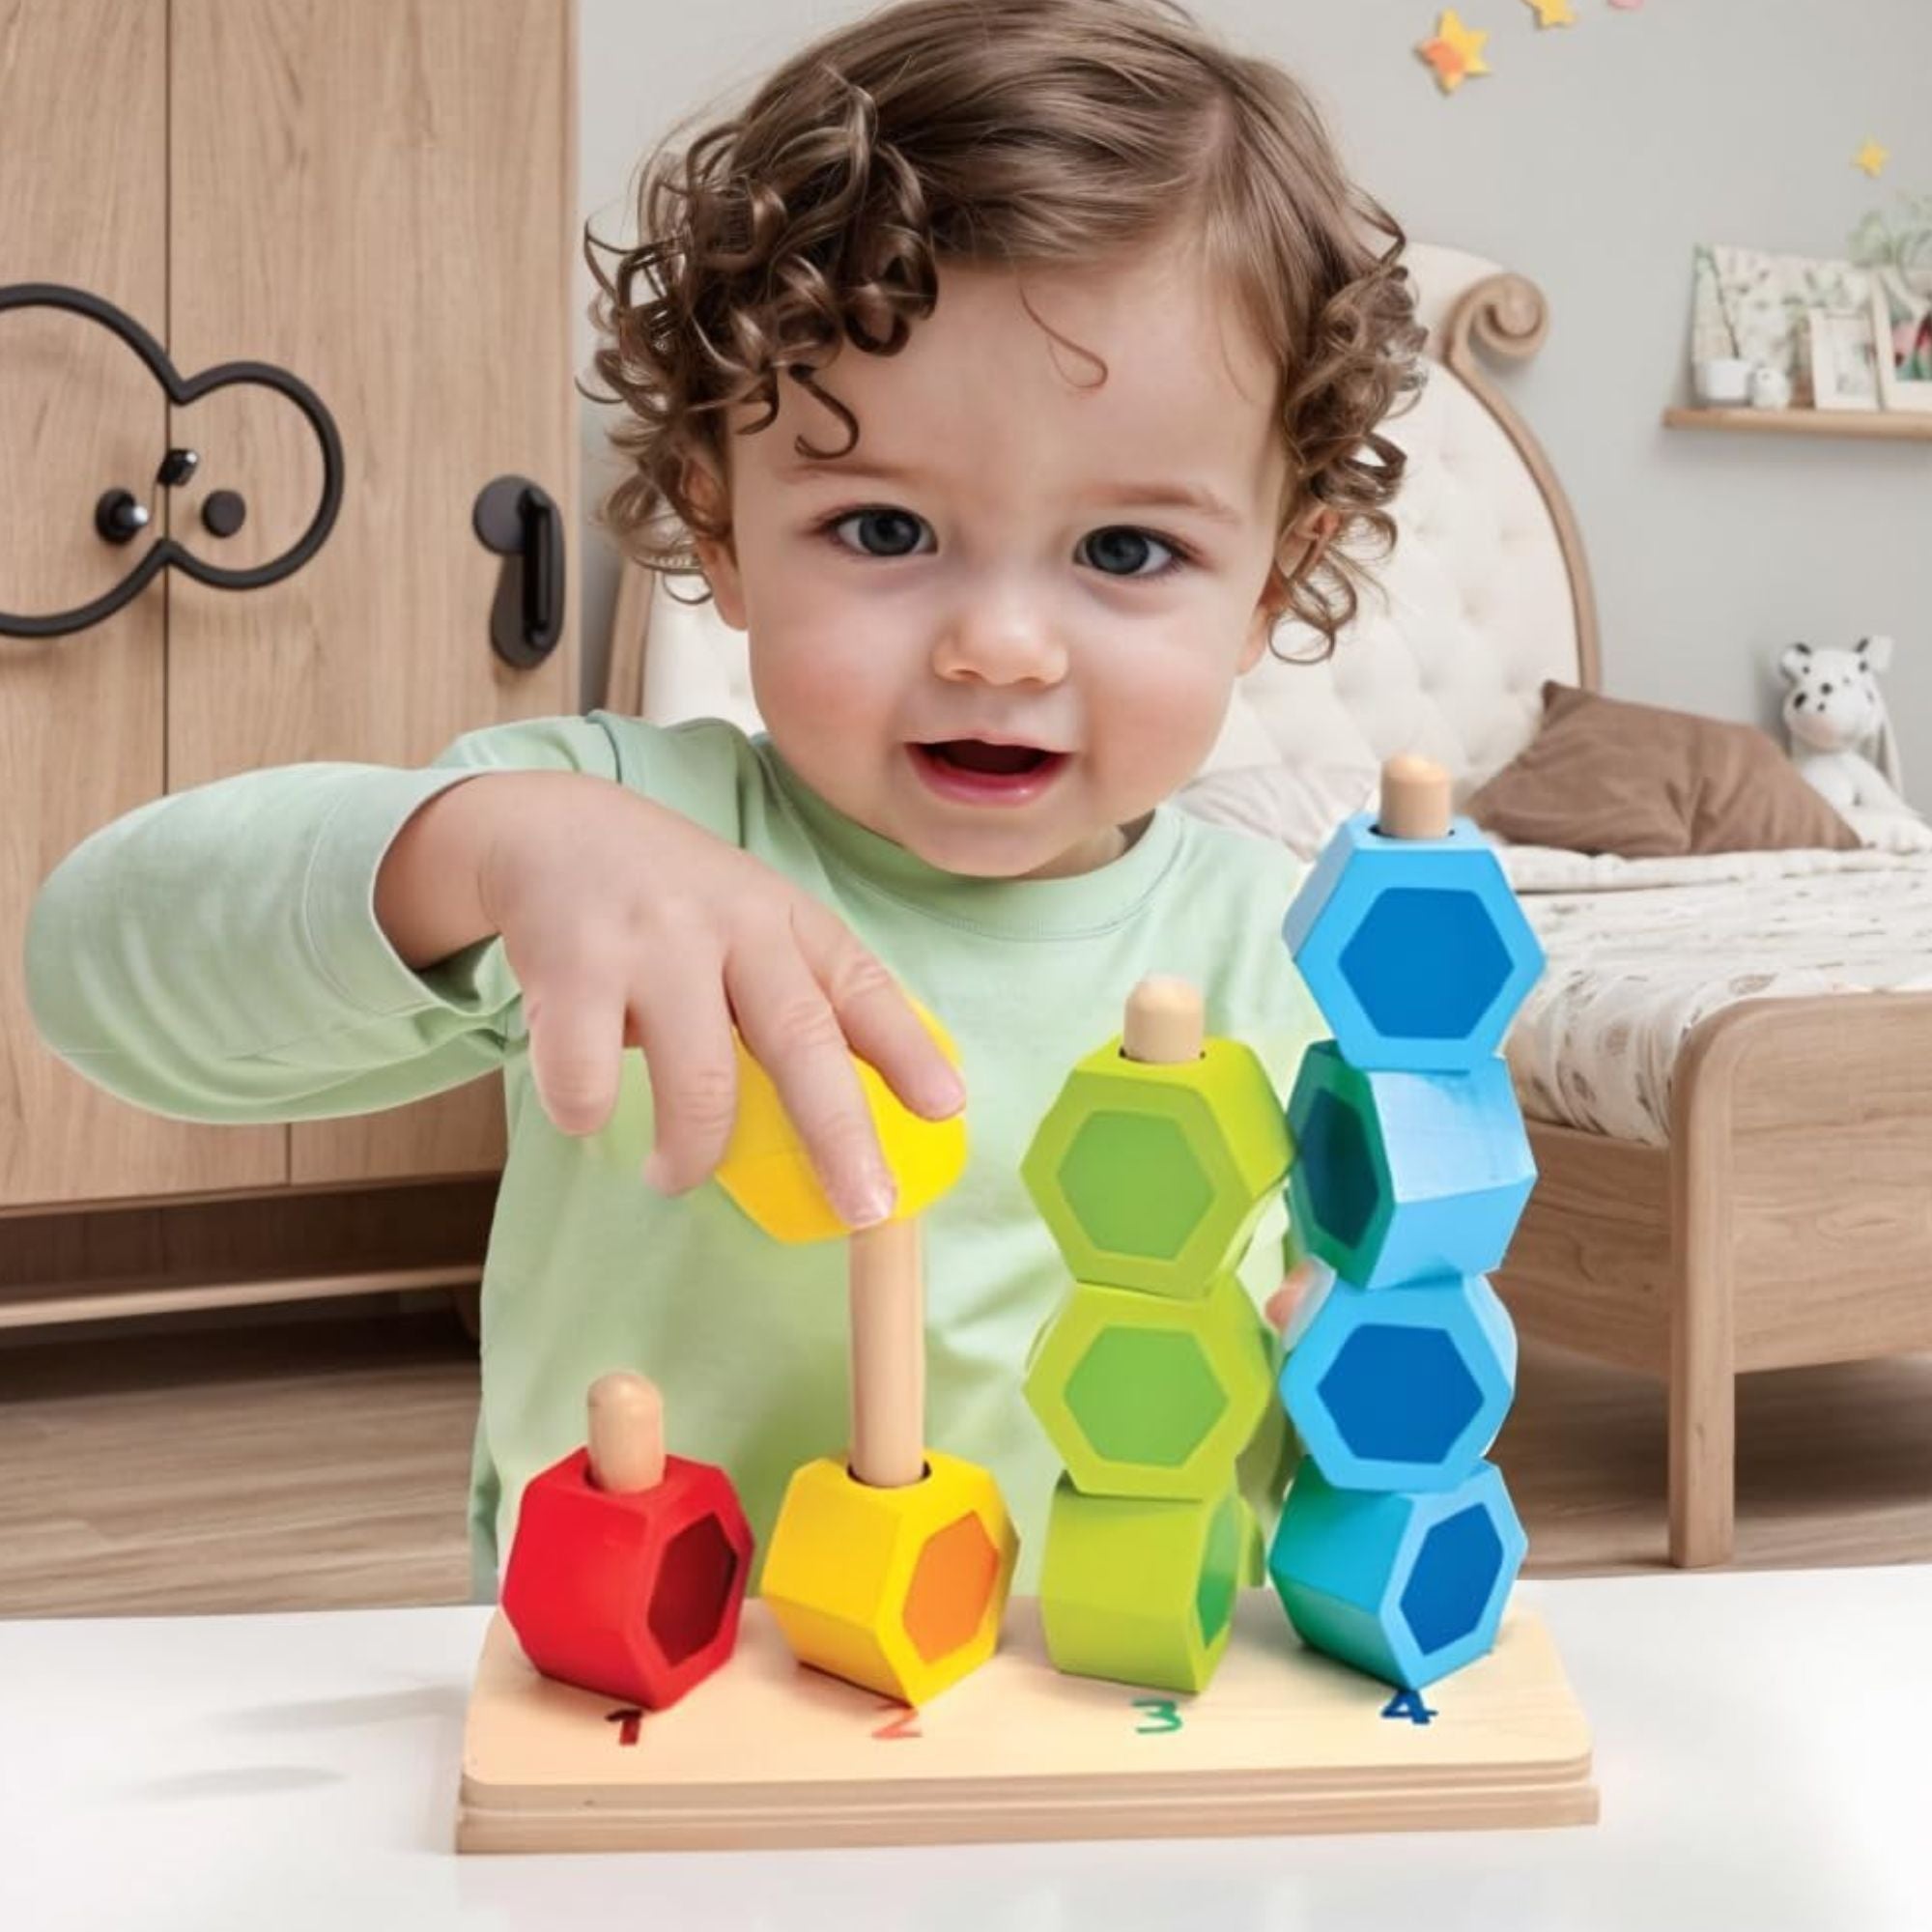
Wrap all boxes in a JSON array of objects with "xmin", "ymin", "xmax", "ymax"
[
  {"xmin": 1280, "ymin": 1271, "xmax": 1517, "ymax": 1491},
  {"xmin": 1283, "ymin": 812, "xmax": 1545, "ymax": 1072},
  {"xmin": 1266, "ymin": 1458, "xmax": 1526, "ymax": 1690},
  {"xmin": 1286, "ymin": 1042, "xmax": 1536, "ymax": 1290}
]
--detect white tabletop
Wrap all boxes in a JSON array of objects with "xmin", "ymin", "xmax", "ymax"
[{"xmin": 3, "ymin": 1566, "xmax": 1929, "ymax": 1932}]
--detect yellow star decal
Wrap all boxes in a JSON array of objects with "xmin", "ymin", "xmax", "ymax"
[
  {"xmin": 1419, "ymin": 11, "xmax": 1492, "ymax": 93},
  {"xmin": 1855, "ymin": 139, "xmax": 1889, "ymax": 179},
  {"xmin": 1521, "ymin": 0, "xmax": 1575, "ymax": 24}
]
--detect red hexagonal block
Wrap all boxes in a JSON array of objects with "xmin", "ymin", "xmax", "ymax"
[{"xmin": 501, "ymin": 1443, "xmax": 753, "ymax": 1710}]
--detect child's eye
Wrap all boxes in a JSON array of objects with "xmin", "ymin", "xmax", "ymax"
[
  {"xmin": 821, "ymin": 506, "xmax": 932, "ymax": 558},
  {"xmin": 816, "ymin": 507, "xmax": 1192, "ymax": 579},
  {"xmin": 1080, "ymin": 526, "xmax": 1190, "ymax": 580}
]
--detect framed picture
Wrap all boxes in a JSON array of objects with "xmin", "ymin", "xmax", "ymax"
[
  {"xmin": 1707, "ymin": 244, "xmax": 1873, "ymax": 404},
  {"xmin": 1806, "ymin": 306, "xmax": 1882, "ymax": 411},
  {"xmin": 1870, "ymin": 270, "xmax": 1932, "ymax": 414}
]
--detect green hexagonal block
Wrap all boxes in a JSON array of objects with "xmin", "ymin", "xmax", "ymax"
[
  {"xmin": 1038, "ymin": 1477, "xmax": 1258, "ymax": 1693},
  {"xmin": 1025, "ymin": 1274, "xmax": 1273, "ymax": 1498},
  {"xmin": 1059, "ymin": 1111, "xmax": 1214, "ymax": 1264},
  {"xmin": 1022, "ymin": 1032, "xmax": 1292, "ymax": 1296}
]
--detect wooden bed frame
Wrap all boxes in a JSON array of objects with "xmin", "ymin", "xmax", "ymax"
[{"xmin": 603, "ymin": 267, "xmax": 1932, "ymax": 1571}]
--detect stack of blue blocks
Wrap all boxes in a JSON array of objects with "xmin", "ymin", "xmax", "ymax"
[{"xmin": 1267, "ymin": 809, "xmax": 1548, "ymax": 1690}]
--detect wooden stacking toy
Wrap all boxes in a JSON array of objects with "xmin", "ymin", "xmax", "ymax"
[
  {"xmin": 457, "ymin": 850, "xmax": 1602, "ymax": 1852},
  {"xmin": 718, "ymin": 998, "xmax": 1019, "ymax": 1708},
  {"xmin": 1268, "ymin": 753, "xmax": 1545, "ymax": 1690},
  {"xmin": 500, "ymin": 1371, "xmax": 754, "ymax": 1709},
  {"xmin": 1021, "ymin": 976, "xmax": 1290, "ymax": 1693}
]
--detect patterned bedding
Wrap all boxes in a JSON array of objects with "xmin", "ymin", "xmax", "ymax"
[{"xmin": 1500, "ymin": 844, "xmax": 1932, "ymax": 1144}]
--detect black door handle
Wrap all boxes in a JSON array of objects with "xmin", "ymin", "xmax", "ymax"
[
  {"xmin": 471, "ymin": 475, "xmax": 564, "ymax": 670},
  {"xmin": 0, "ymin": 282, "xmax": 342, "ymax": 639}
]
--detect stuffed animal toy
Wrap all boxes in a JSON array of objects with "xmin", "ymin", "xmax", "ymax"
[{"xmin": 1778, "ymin": 636, "xmax": 1919, "ymax": 826}]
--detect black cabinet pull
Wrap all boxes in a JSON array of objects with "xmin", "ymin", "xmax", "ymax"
[
  {"xmin": 471, "ymin": 474, "xmax": 564, "ymax": 670},
  {"xmin": 0, "ymin": 282, "xmax": 343, "ymax": 640}
]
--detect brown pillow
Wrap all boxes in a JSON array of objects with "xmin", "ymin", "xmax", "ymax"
[{"xmin": 1464, "ymin": 681, "xmax": 1861, "ymax": 858}]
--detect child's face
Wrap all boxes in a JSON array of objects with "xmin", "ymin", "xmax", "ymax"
[{"xmin": 691, "ymin": 241, "xmax": 1298, "ymax": 880}]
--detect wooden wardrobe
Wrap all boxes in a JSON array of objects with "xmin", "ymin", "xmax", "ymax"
[{"xmin": 0, "ymin": 0, "xmax": 578, "ymax": 1328}]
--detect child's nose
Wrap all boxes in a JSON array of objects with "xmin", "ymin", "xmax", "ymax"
[{"xmin": 930, "ymin": 602, "xmax": 1068, "ymax": 686}]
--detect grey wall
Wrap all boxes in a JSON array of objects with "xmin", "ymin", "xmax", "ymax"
[{"xmin": 577, "ymin": 0, "xmax": 1932, "ymax": 801}]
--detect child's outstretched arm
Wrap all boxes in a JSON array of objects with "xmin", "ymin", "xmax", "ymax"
[
  {"xmin": 25, "ymin": 715, "xmax": 961, "ymax": 1228},
  {"xmin": 21, "ymin": 717, "xmax": 614, "ymax": 1126}
]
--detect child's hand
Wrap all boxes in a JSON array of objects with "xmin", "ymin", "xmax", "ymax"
[
  {"xmin": 1264, "ymin": 1259, "xmax": 1319, "ymax": 1336},
  {"xmin": 466, "ymin": 772, "xmax": 964, "ymax": 1226}
]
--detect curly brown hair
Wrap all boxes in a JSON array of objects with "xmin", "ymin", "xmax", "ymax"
[{"xmin": 582, "ymin": 0, "xmax": 1427, "ymax": 659}]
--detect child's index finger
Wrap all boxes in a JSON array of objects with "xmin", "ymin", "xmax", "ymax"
[
  {"xmin": 788, "ymin": 896, "xmax": 966, "ymax": 1121},
  {"xmin": 843, "ymin": 980, "xmax": 967, "ymax": 1122}
]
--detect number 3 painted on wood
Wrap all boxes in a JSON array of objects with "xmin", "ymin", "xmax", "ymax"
[{"xmin": 1133, "ymin": 1697, "xmax": 1183, "ymax": 1734}]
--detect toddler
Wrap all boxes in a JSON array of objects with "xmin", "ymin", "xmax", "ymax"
[{"xmin": 24, "ymin": 0, "xmax": 1423, "ymax": 1599}]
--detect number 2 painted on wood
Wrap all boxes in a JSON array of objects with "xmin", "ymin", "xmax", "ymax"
[
  {"xmin": 1132, "ymin": 1697, "xmax": 1183, "ymax": 1735},
  {"xmin": 872, "ymin": 1702, "xmax": 922, "ymax": 1741}
]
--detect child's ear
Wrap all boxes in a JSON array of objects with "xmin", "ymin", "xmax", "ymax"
[
  {"xmin": 1239, "ymin": 506, "xmax": 1340, "ymax": 672},
  {"xmin": 682, "ymin": 456, "xmax": 749, "ymax": 632}
]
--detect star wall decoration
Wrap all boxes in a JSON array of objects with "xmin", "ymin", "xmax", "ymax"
[
  {"xmin": 1419, "ymin": 11, "xmax": 1492, "ymax": 93},
  {"xmin": 1521, "ymin": 0, "xmax": 1576, "ymax": 25},
  {"xmin": 1854, "ymin": 139, "xmax": 1889, "ymax": 179}
]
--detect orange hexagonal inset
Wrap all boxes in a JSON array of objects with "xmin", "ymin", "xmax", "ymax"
[{"xmin": 904, "ymin": 1513, "xmax": 1002, "ymax": 1663}]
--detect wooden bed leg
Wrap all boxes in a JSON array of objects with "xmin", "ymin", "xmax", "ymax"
[
  {"xmin": 1669, "ymin": 1162, "xmax": 1736, "ymax": 1568},
  {"xmin": 1668, "ymin": 1339, "xmax": 1734, "ymax": 1567}
]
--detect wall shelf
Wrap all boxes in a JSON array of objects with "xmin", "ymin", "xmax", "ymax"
[{"xmin": 1662, "ymin": 406, "xmax": 1932, "ymax": 442}]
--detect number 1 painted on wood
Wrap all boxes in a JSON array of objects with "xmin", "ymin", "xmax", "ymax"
[{"xmin": 606, "ymin": 1706, "xmax": 644, "ymax": 1747}]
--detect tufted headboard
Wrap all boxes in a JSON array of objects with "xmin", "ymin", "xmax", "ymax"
[{"xmin": 604, "ymin": 245, "xmax": 1600, "ymax": 806}]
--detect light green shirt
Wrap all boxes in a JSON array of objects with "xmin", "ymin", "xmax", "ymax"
[{"xmin": 24, "ymin": 711, "xmax": 1321, "ymax": 1598}]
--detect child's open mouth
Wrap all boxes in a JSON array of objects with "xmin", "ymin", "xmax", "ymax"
[{"xmin": 909, "ymin": 739, "xmax": 1069, "ymax": 806}]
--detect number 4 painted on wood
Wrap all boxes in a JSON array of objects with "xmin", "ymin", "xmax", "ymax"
[{"xmin": 1381, "ymin": 1689, "xmax": 1437, "ymax": 1725}]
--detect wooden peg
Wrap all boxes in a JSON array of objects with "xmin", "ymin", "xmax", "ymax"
[
  {"xmin": 1122, "ymin": 975, "xmax": 1205, "ymax": 1065},
  {"xmin": 849, "ymin": 1216, "xmax": 926, "ymax": 1489},
  {"xmin": 1378, "ymin": 753, "xmax": 1453, "ymax": 841},
  {"xmin": 587, "ymin": 1371, "xmax": 666, "ymax": 1493}
]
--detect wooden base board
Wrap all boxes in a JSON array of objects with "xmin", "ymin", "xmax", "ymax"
[{"xmin": 457, "ymin": 1594, "xmax": 1597, "ymax": 1852}]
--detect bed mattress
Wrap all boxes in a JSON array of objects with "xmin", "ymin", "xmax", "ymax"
[{"xmin": 1500, "ymin": 844, "xmax": 1932, "ymax": 1145}]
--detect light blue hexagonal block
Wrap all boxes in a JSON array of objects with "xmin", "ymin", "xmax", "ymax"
[
  {"xmin": 1283, "ymin": 812, "xmax": 1545, "ymax": 1072},
  {"xmin": 1266, "ymin": 1458, "xmax": 1526, "ymax": 1690},
  {"xmin": 1287, "ymin": 1041, "xmax": 1536, "ymax": 1289},
  {"xmin": 1280, "ymin": 1271, "xmax": 1518, "ymax": 1492}
]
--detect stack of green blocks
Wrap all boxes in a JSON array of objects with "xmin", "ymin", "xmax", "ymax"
[{"xmin": 1019, "ymin": 979, "xmax": 1293, "ymax": 1694}]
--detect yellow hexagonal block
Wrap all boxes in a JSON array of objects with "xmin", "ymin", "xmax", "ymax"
[
  {"xmin": 716, "ymin": 997, "xmax": 967, "ymax": 1242},
  {"xmin": 759, "ymin": 1450, "xmax": 1018, "ymax": 1705}
]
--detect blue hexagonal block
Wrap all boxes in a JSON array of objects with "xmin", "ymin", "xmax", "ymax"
[
  {"xmin": 1266, "ymin": 1458, "xmax": 1526, "ymax": 1690},
  {"xmin": 1280, "ymin": 1271, "xmax": 1517, "ymax": 1492},
  {"xmin": 1283, "ymin": 812, "xmax": 1545, "ymax": 1072},
  {"xmin": 1287, "ymin": 1042, "xmax": 1536, "ymax": 1289}
]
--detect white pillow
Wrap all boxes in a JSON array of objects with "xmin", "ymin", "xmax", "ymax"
[{"xmin": 1176, "ymin": 762, "xmax": 1378, "ymax": 862}]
